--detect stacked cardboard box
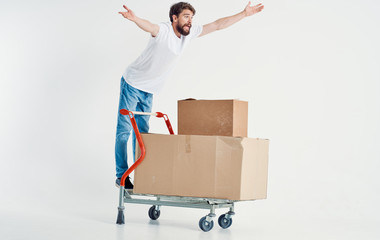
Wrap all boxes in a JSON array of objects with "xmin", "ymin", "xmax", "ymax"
[
  {"xmin": 134, "ymin": 99, "xmax": 269, "ymax": 200},
  {"xmin": 178, "ymin": 99, "xmax": 248, "ymax": 137}
]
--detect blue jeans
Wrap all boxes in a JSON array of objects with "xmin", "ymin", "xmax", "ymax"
[{"xmin": 115, "ymin": 77, "xmax": 153, "ymax": 178}]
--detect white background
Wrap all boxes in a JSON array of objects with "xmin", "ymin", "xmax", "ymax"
[{"xmin": 1, "ymin": 0, "xmax": 379, "ymax": 239}]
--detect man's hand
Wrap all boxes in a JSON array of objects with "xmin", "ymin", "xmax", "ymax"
[
  {"xmin": 119, "ymin": 5, "xmax": 136, "ymax": 22},
  {"xmin": 200, "ymin": 1, "xmax": 264, "ymax": 37},
  {"xmin": 244, "ymin": 2, "xmax": 264, "ymax": 17},
  {"xmin": 118, "ymin": 4, "xmax": 159, "ymax": 37}
]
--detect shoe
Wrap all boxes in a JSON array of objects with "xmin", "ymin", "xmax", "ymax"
[{"xmin": 115, "ymin": 177, "xmax": 134, "ymax": 189}]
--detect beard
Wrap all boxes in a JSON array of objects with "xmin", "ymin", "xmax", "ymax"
[{"xmin": 176, "ymin": 23, "xmax": 192, "ymax": 36}]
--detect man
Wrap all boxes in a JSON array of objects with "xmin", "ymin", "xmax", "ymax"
[{"xmin": 115, "ymin": 2, "xmax": 264, "ymax": 188}]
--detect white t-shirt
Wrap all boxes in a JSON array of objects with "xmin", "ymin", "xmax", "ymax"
[{"xmin": 123, "ymin": 22, "xmax": 203, "ymax": 94}]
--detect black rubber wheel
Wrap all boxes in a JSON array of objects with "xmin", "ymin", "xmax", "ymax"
[
  {"xmin": 218, "ymin": 214, "xmax": 232, "ymax": 229},
  {"xmin": 148, "ymin": 206, "xmax": 161, "ymax": 220},
  {"xmin": 199, "ymin": 216, "xmax": 214, "ymax": 232}
]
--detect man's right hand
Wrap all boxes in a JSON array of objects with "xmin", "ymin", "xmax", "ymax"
[{"xmin": 119, "ymin": 5, "xmax": 136, "ymax": 22}]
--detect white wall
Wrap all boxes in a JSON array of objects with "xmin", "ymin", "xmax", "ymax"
[{"xmin": 1, "ymin": 0, "xmax": 379, "ymax": 238}]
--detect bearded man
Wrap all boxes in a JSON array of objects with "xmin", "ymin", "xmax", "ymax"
[{"xmin": 115, "ymin": 2, "xmax": 264, "ymax": 188}]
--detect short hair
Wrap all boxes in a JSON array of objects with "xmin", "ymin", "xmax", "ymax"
[{"xmin": 169, "ymin": 2, "xmax": 196, "ymax": 23}]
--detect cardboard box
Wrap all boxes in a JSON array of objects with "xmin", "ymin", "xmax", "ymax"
[
  {"xmin": 178, "ymin": 99, "xmax": 248, "ymax": 137},
  {"xmin": 134, "ymin": 133, "xmax": 269, "ymax": 200}
]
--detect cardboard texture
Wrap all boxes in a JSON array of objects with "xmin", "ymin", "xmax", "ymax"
[
  {"xmin": 134, "ymin": 133, "xmax": 269, "ymax": 200},
  {"xmin": 177, "ymin": 99, "xmax": 249, "ymax": 137}
]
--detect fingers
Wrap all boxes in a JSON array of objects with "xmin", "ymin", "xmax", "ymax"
[
  {"xmin": 123, "ymin": 5, "xmax": 130, "ymax": 11},
  {"xmin": 253, "ymin": 3, "xmax": 264, "ymax": 12},
  {"xmin": 118, "ymin": 12, "xmax": 127, "ymax": 18}
]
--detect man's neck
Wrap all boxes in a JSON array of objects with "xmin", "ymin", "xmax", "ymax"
[{"xmin": 171, "ymin": 23, "xmax": 181, "ymax": 38}]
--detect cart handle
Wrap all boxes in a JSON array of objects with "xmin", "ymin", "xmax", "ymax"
[{"xmin": 118, "ymin": 109, "xmax": 174, "ymax": 187}]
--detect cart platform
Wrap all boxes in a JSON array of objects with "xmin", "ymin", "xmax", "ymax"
[{"xmin": 119, "ymin": 188, "xmax": 239, "ymax": 232}]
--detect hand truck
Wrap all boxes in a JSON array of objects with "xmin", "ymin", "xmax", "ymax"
[{"xmin": 116, "ymin": 109, "xmax": 238, "ymax": 232}]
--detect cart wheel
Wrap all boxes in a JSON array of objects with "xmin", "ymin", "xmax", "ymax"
[
  {"xmin": 199, "ymin": 216, "xmax": 214, "ymax": 232},
  {"xmin": 116, "ymin": 209, "xmax": 125, "ymax": 224},
  {"xmin": 218, "ymin": 214, "xmax": 232, "ymax": 229},
  {"xmin": 148, "ymin": 206, "xmax": 160, "ymax": 220}
]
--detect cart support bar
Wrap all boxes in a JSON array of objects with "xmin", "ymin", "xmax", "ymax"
[
  {"xmin": 118, "ymin": 109, "xmax": 174, "ymax": 187},
  {"xmin": 119, "ymin": 110, "xmax": 146, "ymax": 187}
]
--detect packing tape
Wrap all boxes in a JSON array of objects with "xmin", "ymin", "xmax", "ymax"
[{"xmin": 185, "ymin": 135, "xmax": 191, "ymax": 153}]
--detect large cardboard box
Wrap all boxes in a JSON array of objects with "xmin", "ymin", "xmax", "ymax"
[
  {"xmin": 134, "ymin": 133, "xmax": 269, "ymax": 200},
  {"xmin": 178, "ymin": 99, "xmax": 248, "ymax": 137}
]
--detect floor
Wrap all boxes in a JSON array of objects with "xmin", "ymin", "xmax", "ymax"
[{"xmin": 1, "ymin": 186, "xmax": 379, "ymax": 240}]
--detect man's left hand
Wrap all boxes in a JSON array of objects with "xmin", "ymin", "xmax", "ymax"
[{"xmin": 244, "ymin": 1, "xmax": 264, "ymax": 17}]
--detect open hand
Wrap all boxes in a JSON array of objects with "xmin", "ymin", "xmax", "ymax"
[
  {"xmin": 118, "ymin": 5, "xmax": 136, "ymax": 22},
  {"xmin": 244, "ymin": 2, "xmax": 264, "ymax": 17}
]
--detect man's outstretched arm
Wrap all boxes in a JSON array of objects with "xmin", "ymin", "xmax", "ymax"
[
  {"xmin": 199, "ymin": 2, "xmax": 264, "ymax": 37},
  {"xmin": 119, "ymin": 5, "xmax": 160, "ymax": 37}
]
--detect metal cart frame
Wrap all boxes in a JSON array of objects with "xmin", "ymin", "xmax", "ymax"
[{"xmin": 116, "ymin": 109, "xmax": 239, "ymax": 232}]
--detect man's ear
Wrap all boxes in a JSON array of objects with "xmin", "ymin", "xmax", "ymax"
[{"xmin": 172, "ymin": 15, "xmax": 178, "ymax": 23}]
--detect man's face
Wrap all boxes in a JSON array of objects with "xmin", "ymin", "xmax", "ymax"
[{"xmin": 175, "ymin": 9, "xmax": 194, "ymax": 36}]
